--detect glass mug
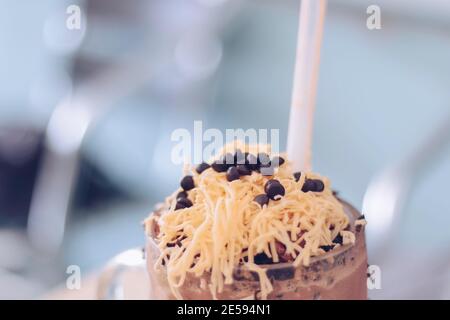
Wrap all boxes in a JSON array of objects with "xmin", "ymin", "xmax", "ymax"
[{"xmin": 97, "ymin": 199, "xmax": 368, "ymax": 300}]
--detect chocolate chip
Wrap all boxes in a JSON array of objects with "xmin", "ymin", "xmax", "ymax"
[
  {"xmin": 175, "ymin": 197, "xmax": 193, "ymax": 210},
  {"xmin": 254, "ymin": 252, "xmax": 273, "ymax": 265},
  {"xmin": 226, "ymin": 166, "xmax": 240, "ymax": 182},
  {"xmin": 301, "ymin": 179, "xmax": 315, "ymax": 192},
  {"xmin": 320, "ymin": 245, "xmax": 335, "ymax": 252},
  {"xmin": 271, "ymin": 156, "xmax": 285, "ymax": 167},
  {"xmin": 293, "ymin": 172, "xmax": 301, "ymax": 182},
  {"xmin": 358, "ymin": 214, "xmax": 365, "ymax": 220},
  {"xmin": 314, "ymin": 179, "xmax": 325, "ymax": 192},
  {"xmin": 254, "ymin": 194, "xmax": 269, "ymax": 207},
  {"xmin": 264, "ymin": 179, "xmax": 285, "ymax": 200},
  {"xmin": 236, "ymin": 165, "xmax": 251, "ymax": 176},
  {"xmin": 257, "ymin": 152, "xmax": 271, "ymax": 165},
  {"xmin": 211, "ymin": 160, "xmax": 228, "ymax": 172},
  {"xmin": 176, "ymin": 191, "xmax": 188, "ymax": 200},
  {"xmin": 332, "ymin": 234, "xmax": 343, "ymax": 245},
  {"xmin": 301, "ymin": 179, "xmax": 324, "ymax": 192},
  {"xmin": 196, "ymin": 162, "xmax": 210, "ymax": 174},
  {"xmin": 180, "ymin": 175, "xmax": 195, "ymax": 191},
  {"xmin": 264, "ymin": 179, "xmax": 275, "ymax": 193}
]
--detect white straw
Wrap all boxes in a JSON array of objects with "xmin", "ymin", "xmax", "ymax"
[{"xmin": 286, "ymin": 0, "xmax": 327, "ymax": 172}]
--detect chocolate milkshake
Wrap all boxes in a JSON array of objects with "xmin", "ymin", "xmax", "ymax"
[{"xmin": 144, "ymin": 143, "xmax": 367, "ymax": 300}]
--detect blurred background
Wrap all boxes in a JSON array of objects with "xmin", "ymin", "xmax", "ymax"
[{"xmin": 1, "ymin": 0, "xmax": 449, "ymax": 299}]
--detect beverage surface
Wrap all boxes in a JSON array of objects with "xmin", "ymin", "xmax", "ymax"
[{"xmin": 144, "ymin": 142, "xmax": 367, "ymax": 299}]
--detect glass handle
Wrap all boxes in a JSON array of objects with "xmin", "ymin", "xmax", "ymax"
[{"xmin": 96, "ymin": 247, "xmax": 146, "ymax": 300}]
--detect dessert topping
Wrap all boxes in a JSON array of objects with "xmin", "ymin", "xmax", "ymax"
[
  {"xmin": 301, "ymin": 178, "xmax": 325, "ymax": 192},
  {"xmin": 264, "ymin": 179, "xmax": 285, "ymax": 200},
  {"xmin": 226, "ymin": 166, "xmax": 240, "ymax": 182},
  {"xmin": 180, "ymin": 175, "xmax": 195, "ymax": 191},
  {"xmin": 253, "ymin": 194, "xmax": 269, "ymax": 207},
  {"xmin": 196, "ymin": 162, "xmax": 210, "ymax": 174}
]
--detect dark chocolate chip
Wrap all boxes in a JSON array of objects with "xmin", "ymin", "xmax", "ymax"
[
  {"xmin": 264, "ymin": 179, "xmax": 285, "ymax": 200},
  {"xmin": 180, "ymin": 175, "xmax": 195, "ymax": 191},
  {"xmin": 254, "ymin": 194, "xmax": 269, "ymax": 207},
  {"xmin": 332, "ymin": 234, "xmax": 343, "ymax": 245},
  {"xmin": 236, "ymin": 164, "xmax": 251, "ymax": 176},
  {"xmin": 211, "ymin": 161, "xmax": 228, "ymax": 172},
  {"xmin": 301, "ymin": 179, "xmax": 324, "ymax": 192},
  {"xmin": 254, "ymin": 252, "xmax": 273, "ymax": 265},
  {"xmin": 196, "ymin": 162, "xmax": 210, "ymax": 174},
  {"xmin": 314, "ymin": 179, "xmax": 325, "ymax": 192},
  {"xmin": 293, "ymin": 172, "xmax": 301, "ymax": 182},
  {"xmin": 264, "ymin": 179, "xmax": 275, "ymax": 193},
  {"xmin": 176, "ymin": 191, "xmax": 188, "ymax": 200},
  {"xmin": 226, "ymin": 166, "xmax": 240, "ymax": 182},
  {"xmin": 301, "ymin": 179, "xmax": 316, "ymax": 192},
  {"xmin": 175, "ymin": 197, "xmax": 193, "ymax": 210},
  {"xmin": 264, "ymin": 179, "xmax": 283, "ymax": 192},
  {"xmin": 358, "ymin": 214, "xmax": 365, "ymax": 220},
  {"xmin": 320, "ymin": 245, "xmax": 335, "ymax": 252},
  {"xmin": 271, "ymin": 156, "xmax": 285, "ymax": 167}
]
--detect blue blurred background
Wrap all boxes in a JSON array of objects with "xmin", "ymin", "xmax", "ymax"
[{"xmin": 0, "ymin": 0, "xmax": 449, "ymax": 299}]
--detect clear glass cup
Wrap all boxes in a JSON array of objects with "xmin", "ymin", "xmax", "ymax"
[{"xmin": 145, "ymin": 199, "xmax": 368, "ymax": 300}]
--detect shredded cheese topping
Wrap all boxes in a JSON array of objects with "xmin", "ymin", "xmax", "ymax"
[{"xmin": 144, "ymin": 142, "xmax": 354, "ymax": 300}]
